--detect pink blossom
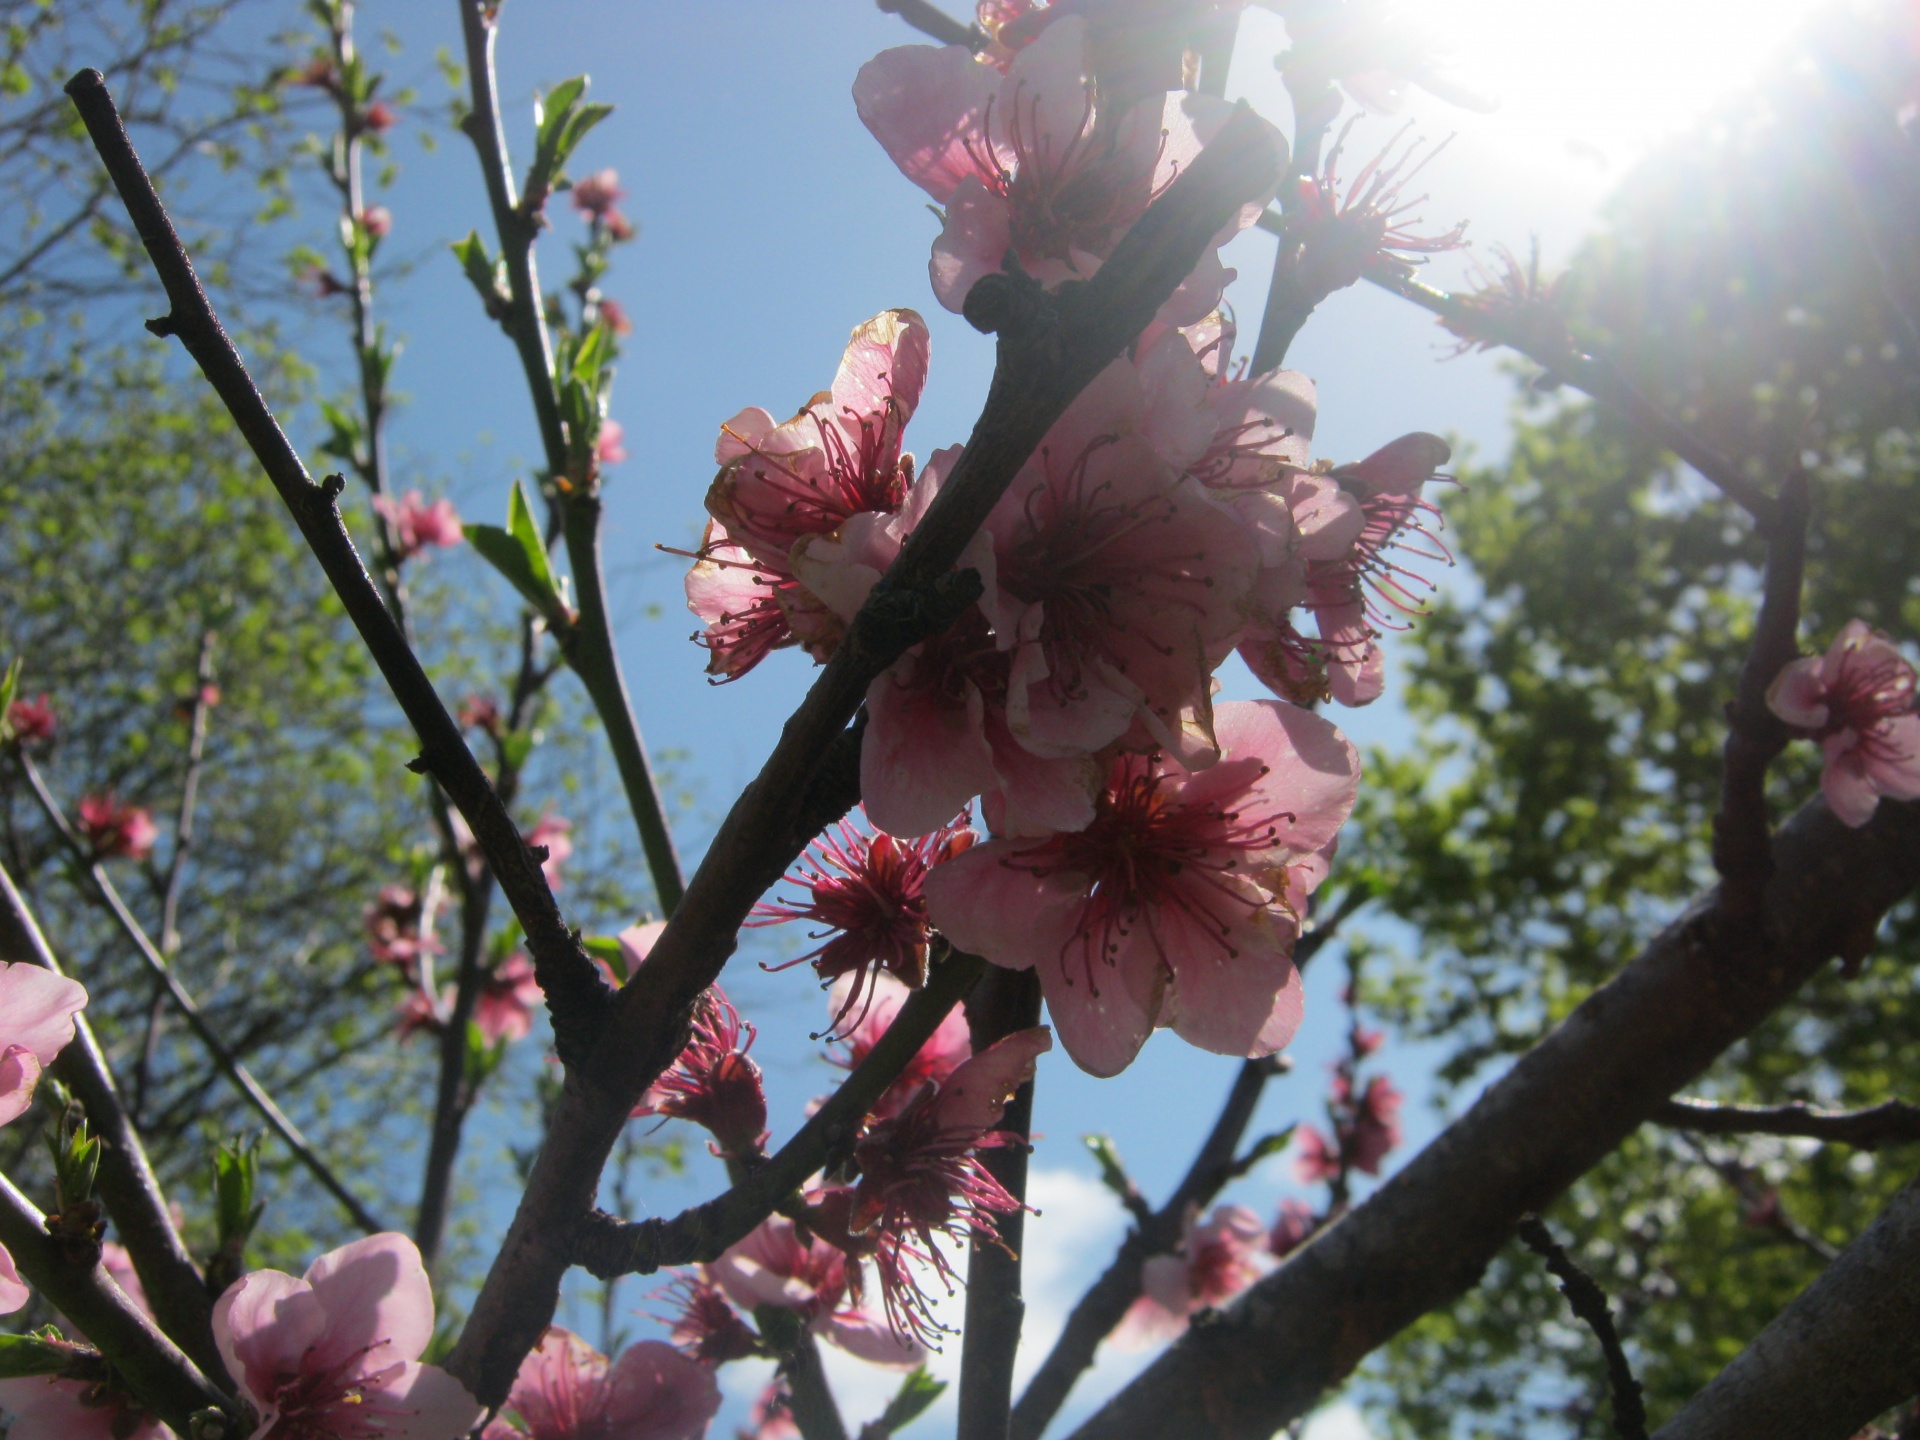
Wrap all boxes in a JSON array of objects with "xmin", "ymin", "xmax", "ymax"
[
  {"xmin": 707, "ymin": 1214, "xmax": 922, "ymax": 1367},
  {"xmin": 738, "ymin": 1380, "xmax": 799, "ymax": 1440},
  {"xmin": 0, "ymin": 961, "xmax": 88, "ymax": 1128},
  {"xmin": 475, "ymin": 953, "xmax": 542, "ymax": 1044},
  {"xmin": 7, "ymin": 693, "xmax": 55, "ymax": 742},
  {"xmin": 597, "ymin": 298, "xmax": 632, "ymax": 336},
  {"xmin": 371, "ymin": 490, "xmax": 464, "ymax": 562},
  {"xmin": 364, "ymin": 884, "xmax": 439, "ymax": 972},
  {"xmin": 827, "ymin": 971, "xmax": 973, "ymax": 1124},
  {"xmin": 213, "ymin": 1232, "xmax": 481, "ymax": 1440},
  {"xmin": 1346, "ymin": 1073, "xmax": 1403, "ymax": 1174},
  {"xmin": 0, "ymin": 1375, "xmax": 174, "ymax": 1440},
  {"xmin": 655, "ymin": 1274, "xmax": 760, "ymax": 1365},
  {"xmin": 687, "ymin": 310, "xmax": 930, "ymax": 678},
  {"xmin": 750, "ymin": 809, "xmax": 975, "ymax": 1035},
  {"xmin": 571, "ymin": 168, "xmax": 625, "ymax": 219},
  {"xmin": 1767, "ymin": 619, "xmax": 1920, "ymax": 826},
  {"xmin": 524, "ymin": 815, "xmax": 575, "ymax": 890},
  {"xmin": 358, "ymin": 205, "xmax": 392, "ymax": 240},
  {"xmin": 78, "ymin": 794, "xmax": 158, "ymax": 861},
  {"xmin": 1292, "ymin": 1124, "xmax": 1340, "ymax": 1184},
  {"xmin": 632, "ymin": 986, "xmax": 768, "ymax": 1158},
  {"xmin": 0, "ymin": 1242, "xmax": 24, "ymax": 1315},
  {"xmin": 1116, "ymin": 1204, "xmax": 1266, "ymax": 1347},
  {"xmin": 482, "ymin": 1328, "xmax": 719, "ymax": 1440},
  {"xmin": 458, "ymin": 694, "xmax": 503, "ymax": 735},
  {"xmin": 846, "ymin": 1027, "xmax": 1052, "ymax": 1342},
  {"xmin": 596, "ymin": 420, "xmax": 628, "ymax": 467},
  {"xmin": 855, "ymin": 19, "xmax": 1271, "ymax": 318},
  {"xmin": 1268, "ymin": 1198, "xmax": 1317, "ymax": 1258},
  {"xmin": 394, "ymin": 988, "xmax": 444, "ymax": 1042},
  {"xmin": 927, "ymin": 700, "xmax": 1359, "ymax": 1076},
  {"xmin": 1286, "ymin": 128, "xmax": 1467, "ymax": 297},
  {"xmin": 359, "ymin": 101, "xmax": 397, "ymax": 134}
]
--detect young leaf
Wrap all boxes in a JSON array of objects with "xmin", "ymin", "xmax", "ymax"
[
  {"xmin": 0, "ymin": 1332, "xmax": 85, "ymax": 1380},
  {"xmin": 467, "ymin": 481, "xmax": 570, "ymax": 625},
  {"xmin": 875, "ymin": 1366, "xmax": 947, "ymax": 1434}
]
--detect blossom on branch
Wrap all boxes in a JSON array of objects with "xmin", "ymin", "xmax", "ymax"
[
  {"xmin": 1767, "ymin": 618, "xmax": 1920, "ymax": 826},
  {"xmin": 0, "ymin": 1374, "xmax": 173, "ymax": 1440},
  {"xmin": 78, "ymin": 794, "xmax": 158, "ymax": 862},
  {"xmin": 1268, "ymin": 1198, "xmax": 1317, "ymax": 1258},
  {"xmin": 826, "ymin": 971, "xmax": 973, "ymax": 1124},
  {"xmin": 927, "ymin": 700, "xmax": 1358, "ymax": 1075},
  {"xmin": 707, "ymin": 1214, "xmax": 922, "ymax": 1366},
  {"xmin": 212, "ymin": 1232, "xmax": 482, "ymax": 1440},
  {"xmin": 0, "ymin": 962, "xmax": 88, "ymax": 1130},
  {"xmin": 655, "ymin": 1274, "xmax": 760, "ymax": 1366},
  {"xmin": 6, "ymin": 692, "xmax": 55, "ymax": 743},
  {"xmin": 632, "ymin": 985, "xmax": 768, "ymax": 1158},
  {"xmin": 1116, "ymin": 1203, "xmax": 1267, "ymax": 1346},
  {"xmin": 750, "ymin": 808, "xmax": 976, "ymax": 1035},
  {"xmin": 371, "ymin": 490, "xmax": 463, "ymax": 562},
  {"xmin": 524, "ymin": 814, "xmax": 575, "ymax": 890},
  {"xmin": 475, "ymin": 953, "xmax": 543, "ymax": 1044},
  {"xmin": 1287, "ymin": 126, "xmax": 1467, "ymax": 298},
  {"xmin": 482, "ymin": 1327, "xmax": 719, "ymax": 1440}
]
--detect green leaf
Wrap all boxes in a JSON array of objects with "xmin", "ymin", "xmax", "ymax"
[
  {"xmin": 581, "ymin": 934, "xmax": 628, "ymax": 981},
  {"xmin": 467, "ymin": 481, "xmax": 569, "ymax": 624},
  {"xmin": 533, "ymin": 76, "xmax": 587, "ymax": 147},
  {"xmin": 214, "ymin": 1135, "xmax": 265, "ymax": 1247},
  {"xmin": 451, "ymin": 230, "xmax": 506, "ymax": 317},
  {"xmin": 1235, "ymin": 1124, "xmax": 1297, "ymax": 1171},
  {"xmin": 1084, "ymin": 1133, "xmax": 1137, "ymax": 1204},
  {"xmin": 875, "ymin": 1367, "xmax": 947, "ymax": 1434},
  {"xmin": 0, "ymin": 656, "xmax": 21, "ymax": 738},
  {"xmin": 0, "ymin": 1332, "xmax": 83, "ymax": 1380}
]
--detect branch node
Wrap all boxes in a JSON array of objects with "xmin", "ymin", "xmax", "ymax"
[
  {"xmin": 405, "ymin": 754, "xmax": 431, "ymax": 775},
  {"xmin": 146, "ymin": 314, "xmax": 180, "ymax": 338},
  {"xmin": 320, "ymin": 471, "xmax": 347, "ymax": 502},
  {"xmin": 962, "ymin": 263, "xmax": 1050, "ymax": 336}
]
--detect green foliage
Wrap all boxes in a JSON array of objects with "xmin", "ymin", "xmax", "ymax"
[
  {"xmin": 466, "ymin": 479, "xmax": 573, "ymax": 626},
  {"xmin": 1353, "ymin": 9, "xmax": 1920, "ymax": 1434}
]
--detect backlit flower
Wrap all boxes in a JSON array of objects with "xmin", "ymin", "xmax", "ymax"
[
  {"xmin": 655, "ymin": 1274, "xmax": 759, "ymax": 1366},
  {"xmin": 596, "ymin": 420, "xmax": 628, "ymax": 467},
  {"xmin": 632, "ymin": 986, "xmax": 768, "ymax": 1158},
  {"xmin": 750, "ymin": 809, "xmax": 976, "ymax": 1035},
  {"xmin": 364, "ymin": 884, "xmax": 439, "ymax": 972},
  {"xmin": 212, "ymin": 1232, "xmax": 482, "ymax": 1440},
  {"xmin": 570, "ymin": 169, "xmax": 624, "ymax": 219},
  {"xmin": 1116, "ymin": 1204, "xmax": 1266, "ymax": 1346},
  {"xmin": 78, "ymin": 795, "xmax": 158, "ymax": 862},
  {"xmin": 1768, "ymin": 619, "xmax": 1920, "ymax": 826},
  {"xmin": 0, "ymin": 1374, "xmax": 173, "ymax": 1440},
  {"xmin": 926, "ymin": 700, "xmax": 1359, "ymax": 1076},
  {"xmin": 475, "ymin": 953, "xmax": 542, "ymax": 1044},
  {"xmin": 0, "ymin": 961, "xmax": 88, "ymax": 1129},
  {"xmin": 6, "ymin": 693, "xmax": 55, "ymax": 743},
  {"xmin": 482, "ymin": 1328, "xmax": 719, "ymax": 1440},
  {"xmin": 1268, "ymin": 1198, "xmax": 1317, "ymax": 1258},
  {"xmin": 372, "ymin": 490, "xmax": 463, "ymax": 561},
  {"xmin": 827, "ymin": 971, "xmax": 973, "ymax": 1124},
  {"xmin": 707, "ymin": 1214, "xmax": 922, "ymax": 1367},
  {"xmin": 1287, "ymin": 126, "xmax": 1467, "ymax": 298}
]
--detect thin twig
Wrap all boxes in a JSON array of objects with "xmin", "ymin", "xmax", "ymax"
[
  {"xmin": 956, "ymin": 967, "xmax": 1043, "ymax": 1440},
  {"xmin": 1654, "ymin": 1096, "xmax": 1920, "ymax": 1150},
  {"xmin": 18, "ymin": 751, "xmax": 387, "ymax": 1235},
  {"xmin": 0, "ymin": 1175, "xmax": 234, "ymax": 1436},
  {"xmin": 875, "ymin": 0, "xmax": 984, "ymax": 48},
  {"xmin": 65, "ymin": 66, "xmax": 616, "ymax": 1073},
  {"xmin": 454, "ymin": 0, "xmax": 686, "ymax": 914},
  {"xmin": 450, "ymin": 105, "xmax": 1283, "ymax": 1406},
  {"xmin": 1517, "ymin": 1215, "xmax": 1649, "ymax": 1440},
  {"xmin": 0, "ymin": 858, "xmax": 228, "ymax": 1388}
]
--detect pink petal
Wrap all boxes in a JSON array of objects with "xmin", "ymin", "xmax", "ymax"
[
  {"xmin": 0, "ymin": 1241, "xmax": 26, "ymax": 1314},
  {"xmin": 1820, "ymin": 742, "xmax": 1882, "ymax": 827},
  {"xmin": 0, "ymin": 1046, "xmax": 43, "ymax": 1128},
  {"xmin": 1111, "ymin": 1280, "xmax": 1188, "ymax": 1350},
  {"xmin": 932, "ymin": 1026, "xmax": 1052, "ymax": 1135},
  {"xmin": 981, "ymin": 723, "xmax": 1101, "ymax": 836},
  {"xmin": 213, "ymin": 1269, "xmax": 325, "ymax": 1410},
  {"xmin": 302, "ymin": 1232, "xmax": 435, "ymax": 1373},
  {"xmin": 831, "ymin": 309, "xmax": 930, "ymax": 427},
  {"xmin": 862, "ymin": 664, "xmax": 999, "ymax": 839},
  {"xmin": 854, "ymin": 44, "xmax": 1002, "ymax": 203},
  {"xmin": 817, "ymin": 1311, "xmax": 927, "ymax": 1368},
  {"xmin": 0, "ymin": 1376, "xmax": 164, "ymax": 1440},
  {"xmin": 930, "ymin": 176, "xmax": 1014, "ymax": 313},
  {"xmin": 363, "ymin": 1361, "xmax": 484, "ymax": 1440},
  {"xmin": 1183, "ymin": 701, "xmax": 1361, "ymax": 859},
  {"xmin": 1765, "ymin": 656, "xmax": 1829, "ymax": 729},
  {"xmin": 1865, "ymin": 714, "xmax": 1920, "ymax": 799},
  {"xmin": 603, "ymin": 1340, "xmax": 722, "ymax": 1439},
  {"xmin": 1034, "ymin": 932, "xmax": 1164, "ymax": 1079},
  {"xmin": 0, "ymin": 964, "xmax": 88, "ymax": 1064},
  {"xmin": 618, "ymin": 921, "xmax": 668, "ymax": 976},
  {"xmin": 922, "ymin": 841, "xmax": 1075, "ymax": 974},
  {"xmin": 1167, "ymin": 931, "xmax": 1305, "ymax": 1060},
  {"xmin": 993, "ymin": 16, "xmax": 1093, "ymax": 170}
]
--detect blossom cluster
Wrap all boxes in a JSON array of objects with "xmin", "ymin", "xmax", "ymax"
[{"xmin": 683, "ymin": 16, "xmax": 1456, "ymax": 1081}]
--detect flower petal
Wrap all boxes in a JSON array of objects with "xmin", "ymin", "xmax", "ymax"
[
  {"xmin": 213, "ymin": 1268, "xmax": 325, "ymax": 1412},
  {"xmin": 603, "ymin": 1340, "xmax": 723, "ymax": 1439},
  {"xmin": 0, "ymin": 1242, "xmax": 26, "ymax": 1315},
  {"xmin": 854, "ymin": 44, "xmax": 1002, "ymax": 203},
  {"xmin": 0, "ymin": 964, "xmax": 87, "ymax": 1065},
  {"xmin": 303, "ymin": 1232, "xmax": 435, "ymax": 1373}
]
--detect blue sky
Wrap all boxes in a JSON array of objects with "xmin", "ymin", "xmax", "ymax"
[{"xmin": 99, "ymin": 0, "xmax": 1832, "ymax": 1432}]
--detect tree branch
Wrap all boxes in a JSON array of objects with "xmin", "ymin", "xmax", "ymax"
[
  {"xmin": 1653, "ymin": 1096, "xmax": 1920, "ymax": 1150},
  {"xmin": 1063, "ymin": 793, "xmax": 1920, "ymax": 1440},
  {"xmin": 957, "ymin": 966, "xmax": 1043, "ymax": 1440},
  {"xmin": 875, "ymin": 0, "xmax": 984, "ymax": 48},
  {"xmin": 1650, "ymin": 1173, "xmax": 1920, "ymax": 1440},
  {"xmin": 17, "ymin": 751, "xmax": 387, "ymax": 1237},
  {"xmin": 0, "ymin": 858, "xmax": 228, "ymax": 1389},
  {"xmin": 447, "ymin": 105, "xmax": 1283, "ymax": 1406},
  {"xmin": 64, "ymin": 66, "xmax": 616, "ymax": 1071},
  {"xmin": 455, "ymin": 0, "xmax": 686, "ymax": 915},
  {"xmin": 1517, "ymin": 1215, "xmax": 1649, "ymax": 1440},
  {"xmin": 0, "ymin": 1174, "xmax": 235, "ymax": 1436}
]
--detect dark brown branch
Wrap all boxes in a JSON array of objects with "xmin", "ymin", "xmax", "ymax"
[
  {"xmin": 570, "ymin": 950, "xmax": 987, "ymax": 1281},
  {"xmin": 957, "ymin": 967, "xmax": 1043, "ymax": 1440},
  {"xmin": 0, "ymin": 1175, "xmax": 234, "ymax": 1435},
  {"xmin": 1712, "ymin": 466, "xmax": 1809, "ymax": 923},
  {"xmin": 1651, "ymin": 1173, "xmax": 1920, "ymax": 1440},
  {"xmin": 759, "ymin": 1307, "xmax": 849, "ymax": 1440},
  {"xmin": 449, "ymin": 106, "xmax": 1283, "ymax": 1406},
  {"xmin": 63, "ymin": 67, "xmax": 616, "ymax": 1070},
  {"xmin": 1007, "ymin": 890, "xmax": 1362, "ymax": 1440},
  {"xmin": 455, "ymin": 0, "xmax": 687, "ymax": 915},
  {"xmin": 1653, "ymin": 1096, "xmax": 1920, "ymax": 1150},
  {"xmin": 875, "ymin": 0, "xmax": 984, "ymax": 48},
  {"xmin": 18, "ymin": 752, "xmax": 387, "ymax": 1237},
  {"xmin": 1064, "ymin": 793, "xmax": 1920, "ymax": 1440},
  {"xmin": 1362, "ymin": 261, "xmax": 1783, "ymax": 533},
  {"xmin": 0, "ymin": 858, "xmax": 228, "ymax": 1389},
  {"xmin": 1517, "ymin": 1215, "xmax": 1649, "ymax": 1440}
]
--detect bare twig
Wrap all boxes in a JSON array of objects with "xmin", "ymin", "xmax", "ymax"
[
  {"xmin": 1650, "ymin": 1174, "xmax": 1920, "ymax": 1440},
  {"xmin": 0, "ymin": 1175, "xmax": 235, "ymax": 1435},
  {"xmin": 1063, "ymin": 794, "xmax": 1920, "ymax": 1440},
  {"xmin": 18, "ymin": 751, "xmax": 387, "ymax": 1236},
  {"xmin": 65, "ymin": 67, "xmax": 615, "ymax": 1073},
  {"xmin": 957, "ymin": 967, "xmax": 1043, "ymax": 1440},
  {"xmin": 875, "ymin": 0, "xmax": 984, "ymax": 48},
  {"xmin": 0, "ymin": 858, "xmax": 228, "ymax": 1388},
  {"xmin": 1517, "ymin": 1215, "xmax": 1649, "ymax": 1440},
  {"xmin": 1654, "ymin": 1096, "xmax": 1920, "ymax": 1150},
  {"xmin": 455, "ymin": 0, "xmax": 685, "ymax": 915},
  {"xmin": 450, "ymin": 106, "xmax": 1282, "ymax": 1405}
]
